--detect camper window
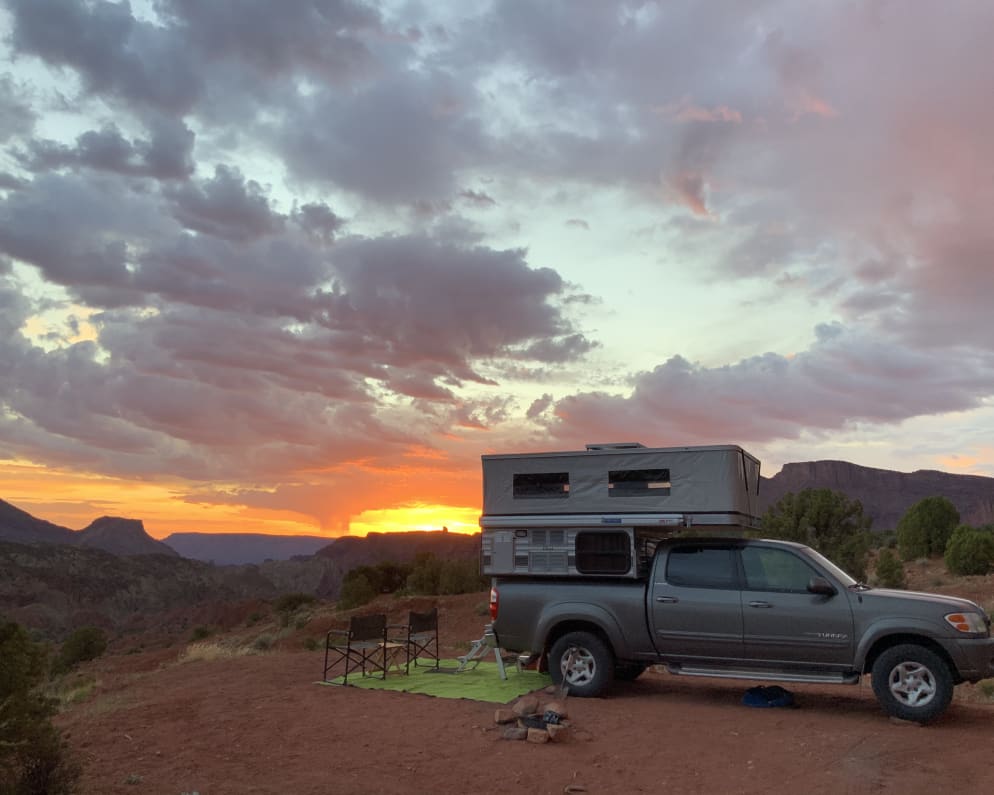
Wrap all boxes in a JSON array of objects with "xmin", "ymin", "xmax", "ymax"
[
  {"xmin": 575, "ymin": 531, "xmax": 632, "ymax": 574},
  {"xmin": 608, "ymin": 468, "xmax": 671, "ymax": 496},
  {"xmin": 513, "ymin": 472, "xmax": 570, "ymax": 499}
]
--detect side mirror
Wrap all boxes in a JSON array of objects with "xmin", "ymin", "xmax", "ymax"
[{"xmin": 808, "ymin": 576, "xmax": 837, "ymax": 596}]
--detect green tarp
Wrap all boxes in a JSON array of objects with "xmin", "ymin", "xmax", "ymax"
[{"xmin": 318, "ymin": 660, "xmax": 551, "ymax": 703}]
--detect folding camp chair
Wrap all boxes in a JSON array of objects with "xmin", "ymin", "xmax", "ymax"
[
  {"xmin": 323, "ymin": 613, "xmax": 402, "ymax": 685},
  {"xmin": 400, "ymin": 607, "xmax": 439, "ymax": 674}
]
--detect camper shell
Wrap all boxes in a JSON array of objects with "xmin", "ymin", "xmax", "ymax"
[{"xmin": 480, "ymin": 443, "xmax": 761, "ymax": 579}]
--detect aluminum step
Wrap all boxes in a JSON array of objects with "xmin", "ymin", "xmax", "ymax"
[{"xmin": 666, "ymin": 664, "xmax": 860, "ymax": 685}]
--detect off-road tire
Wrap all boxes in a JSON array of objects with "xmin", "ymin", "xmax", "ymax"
[
  {"xmin": 549, "ymin": 631, "xmax": 614, "ymax": 698},
  {"xmin": 870, "ymin": 644, "xmax": 954, "ymax": 723}
]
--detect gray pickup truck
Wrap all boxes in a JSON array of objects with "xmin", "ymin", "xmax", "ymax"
[{"xmin": 490, "ymin": 536, "xmax": 994, "ymax": 722}]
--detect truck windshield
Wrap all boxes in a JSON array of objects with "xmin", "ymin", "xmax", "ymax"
[{"xmin": 801, "ymin": 547, "xmax": 858, "ymax": 587}]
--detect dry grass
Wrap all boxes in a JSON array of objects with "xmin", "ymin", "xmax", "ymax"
[{"xmin": 177, "ymin": 640, "xmax": 256, "ymax": 664}]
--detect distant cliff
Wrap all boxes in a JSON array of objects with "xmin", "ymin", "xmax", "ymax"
[
  {"xmin": 760, "ymin": 461, "xmax": 994, "ymax": 530},
  {"xmin": 0, "ymin": 500, "xmax": 176, "ymax": 557},
  {"xmin": 164, "ymin": 532, "xmax": 334, "ymax": 565}
]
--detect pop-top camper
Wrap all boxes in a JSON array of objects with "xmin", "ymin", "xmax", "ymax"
[{"xmin": 479, "ymin": 443, "xmax": 761, "ymax": 579}]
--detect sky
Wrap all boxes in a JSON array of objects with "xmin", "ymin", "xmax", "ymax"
[{"xmin": 1, "ymin": 0, "xmax": 993, "ymax": 539}]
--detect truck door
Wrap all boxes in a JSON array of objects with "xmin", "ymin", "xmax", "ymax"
[
  {"xmin": 649, "ymin": 543, "xmax": 744, "ymax": 662},
  {"xmin": 739, "ymin": 545, "xmax": 854, "ymax": 669}
]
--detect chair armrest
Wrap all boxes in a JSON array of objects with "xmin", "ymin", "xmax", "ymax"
[{"xmin": 325, "ymin": 629, "xmax": 349, "ymax": 640}]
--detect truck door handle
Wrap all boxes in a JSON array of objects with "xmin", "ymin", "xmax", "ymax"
[
  {"xmin": 749, "ymin": 601, "xmax": 772, "ymax": 608},
  {"xmin": 656, "ymin": 596, "xmax": 679, "ymax": 604}
]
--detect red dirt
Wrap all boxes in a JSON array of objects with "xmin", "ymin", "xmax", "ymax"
[{"xmin": 58, "ymin": 591, "xmax": 994, "ymax": 795}]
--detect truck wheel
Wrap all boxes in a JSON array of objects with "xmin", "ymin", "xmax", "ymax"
[
  {"xmin": 870, "ymin": 644, "xmax": 954, "ymax": 723},
  {"xmin": 549, "ymin": 632, "xmax": 614, "ymax": 697}
]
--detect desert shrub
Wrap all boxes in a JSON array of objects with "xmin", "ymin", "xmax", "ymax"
[
  {"xmin": 302, "ymin": 637, "xmax": 319, "ymax": 651},
  {"xmin": 871, "ymin": 530, "xmax": 897, "ymax": 550},
  {"xmin": 189, "ymin": 625, "xmax": 213, "ymax": 642},
  {"xmin": 337, "ymin": 573, "xmax": 376, "ymax": 610},
  {"xmin": 896, "ymin": 496, "xmax": 960, "ymax": 560},
  {"xmin": 246, "ymin": 611, "xmax": 263, "ymax": 626},
  {"xmin": 944, "ymin": 525, "xmax": 994, "ymax": 576},
  {"xmin": 761, "ymin": 488, "xmax": 872, "ymax": 581},
  {"xmin": 52, "ymin": 626, "xmax": 108, "ymax": 675},
  {"xmin": 407, "ymin": 554, "xmax": 487, "ymax": 596},
  {"xmin": 874, "ymin": 548, "xmax": 907, "ymax": 589},
  {"xmin": 252, "ymin": 633, "xmax": 275, "ymax": 652},
  {"xmin": 179, "ymin": 641, "xmax": 250, "ymax": 663},
  {"xmin": 977, "ymin": 679, "xmax": 994, "ymax": 702},
  {"xmin": 273, "ymin": 593, "xmax": 317, "ymax": 615},
  {"xmin": 1, "ymin": 621, "xmax": 81, "ymax": 794}
]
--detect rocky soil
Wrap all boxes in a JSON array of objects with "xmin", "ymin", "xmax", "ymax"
[{"xmin": 55, "ymin": 580, "xmax": 994, "ymax": 795}]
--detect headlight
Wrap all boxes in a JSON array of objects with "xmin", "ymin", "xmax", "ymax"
[{"xmin": 945, "ymin": 612, "xmax": 988, "ymax": 634}]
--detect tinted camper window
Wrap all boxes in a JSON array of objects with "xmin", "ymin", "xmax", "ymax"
[
  {"xmin": 513, "ymin": 472, "xmax": 570, "ymax": 498},
  {"xmin": 575, "ymin": 531, "xmax": 631, "ymax": 574},
  {"xmin": 608, "ymin": 468, "xmax": 671, "ymax": 496}
]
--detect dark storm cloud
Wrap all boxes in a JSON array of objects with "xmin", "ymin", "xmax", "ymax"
[
  {"xmin": 18, "ymin": 118, "xmax": 194, "ymax": 179},
  {"xmin": 281, "ymin": 70, "xmax": 489, "ymax": 204},
  {"xmin": 324, "ymin": 235, "xmax": 592, "ymax": 381},
  {"xmin": 165, "ymin": 165, "xmax": 284, "ymax": 241}
]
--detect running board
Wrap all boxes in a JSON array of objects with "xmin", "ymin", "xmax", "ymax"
[{"xmin": 666, "ymin": 664, "xmax": 860, "ymax": 685}]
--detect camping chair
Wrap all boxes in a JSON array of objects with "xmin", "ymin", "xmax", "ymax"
[
  {"xmin": 400, "ymin": 607, "xmax": 439, "ymax": 674},
  {"xmin": 323, "ymin": 613, "xmax": 402, "ymax": 685}
]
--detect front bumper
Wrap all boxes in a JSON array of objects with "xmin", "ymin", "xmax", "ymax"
[{"xmin": 948, "ymin": 636, "xmax": 994, "ymax": 682}]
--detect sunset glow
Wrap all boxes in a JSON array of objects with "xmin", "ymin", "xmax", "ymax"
[{"xmin": 1, "ymin": 1, "xmax": 993, "ymax": 539}]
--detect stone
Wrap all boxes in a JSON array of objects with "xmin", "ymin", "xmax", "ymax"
[
  {"xmin": 494, "ymin": 709, "xmax": 516, "ymax": 724},
  {"xmin": 512, "ymin": 695, "xmax": 540, "ymax": 716},
  {"xmin": 501, "ymin": 726, "xmax": 528, "ymax": 741},
  {"xmin": 546, "ymin": 723, "xmax": 570, "ymax": 742},
  {"xmin": 526, "ymin": 728, "xmax": 550, "ymax": 744}
]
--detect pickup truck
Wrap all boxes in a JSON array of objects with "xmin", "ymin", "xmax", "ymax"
[{"xmin": 490, "ymin": 536, "xmax": 994, "ymax": 723}]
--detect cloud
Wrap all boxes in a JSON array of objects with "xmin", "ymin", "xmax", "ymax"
[
  {"xmin": 19, "ymin": 118, "xmax": 194, "ymax": 179},
  {"xmin": 546, "ymin": 325, "xmax": 994, "ymax": 446},
  {"xmin": 0, "ymin": 73, "xmax": 36, "ymax": 142},
  {"xmin": 165, "ymin": 165, "xmax": 284, "ymax": 241}
]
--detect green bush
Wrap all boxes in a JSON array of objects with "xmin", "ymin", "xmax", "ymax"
[
  {"xmin": 273, "ymin": 593, "xmax": 317, "ymax": 615},
  {"xmin": 407, "ymin": 554, "xmax": 487, "ymax": 596},
  {"xmin": 761, "ymin": 488, "xmax": 872, "ymax": 581},
  {"xmin": 874, "ymin": 548, "xmax": 907, "ymax": 589},
  {"xmin": 1, "ymin": 621, "xmax": 81, "ymax": 794},
  {"xmin": 896, "ymin": 496, "xmax": 960, "ymax": 560},
  {"xmin": 190, "ymin": 625, "xmax": 213, "ymax": 642},
  {"xmin": 337, "ymin": 573, "xmax": 376, "ymax": 610},
  {"xmin": 944, "ymin": 525, "xmax": 994, "ymax": 576},
  {"xmin": 53, "ymin": 626, "xmax": 108, "ymax": 675}
]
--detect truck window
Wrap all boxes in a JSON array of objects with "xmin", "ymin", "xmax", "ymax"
[
  {"xmin": 575, "ymin": 531, "xmax": 631, "ymax": 574},
  {"xmin": 512, "ymin": 472, "xmax": 570, "ymax": 498},
  {"xmin": 608, "ymin": 468, "xmax": 671, "ymax": 496},
  {"xmin": 665, "ymin": 546, "xmax": 736, "ymax": 588},
  {"xmin": 741, "ymin": 547, "xmax": 818, "ymax": 592}
]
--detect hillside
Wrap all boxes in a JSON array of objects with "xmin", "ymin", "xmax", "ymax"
[
  {"xmin": 0, "ymin": 499, "xmax": 176, "ymax": 557},
  {"xmin": 760, "ymin": 460, "xmax": 994, "ymax": 530},
  {"xmin": 164, "ymin": 532, "xmax": 334, "ymax": 565},
  {"xmin": 0, "ymin": 528, "xmax": 479, "ymax": 639}
]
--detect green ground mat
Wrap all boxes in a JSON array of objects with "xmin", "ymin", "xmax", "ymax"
[{"xmin": 318, "ymin": 659, "xmax": 551, "ymax": 703}]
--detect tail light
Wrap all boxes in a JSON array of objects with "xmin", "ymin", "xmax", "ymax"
[{"xmin": 489, "ymin": 585, "xmax": 498, "ymax": 621}]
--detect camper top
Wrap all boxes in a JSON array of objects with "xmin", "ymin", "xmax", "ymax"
[{"xmin": 481, "ymin": 442, "xmax": 761, "ymax": 529}]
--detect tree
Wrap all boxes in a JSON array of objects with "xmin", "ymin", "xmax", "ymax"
[
  {"xmin": 874, "ymin": 548, "xmax": 907, "ymax": 589},
  {"xmin": 761, "ymin": 488, "xmax": 872, "ymax": 581},
  {"xmin": 52, "ymin": 626, "xmax": 107, "ymax": 676},
  {"xmin": 896, "ymin": 497, "xmax": 960, "ymax": 561},
  {"xmin": 0, "ymin": 621, "xmax": 80, "ymax": 794},
  {"xmin": 337, "ymin": 573, "xmax": 376, "ymax": 610},
  {"xmin": 944, "ymin": 525, "xmax": 994, "ymax": 576}
]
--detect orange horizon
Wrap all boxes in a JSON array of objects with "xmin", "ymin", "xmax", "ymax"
[{"xmin": 0, "ymin": 460, "xmax": 482, "ymax": 540}]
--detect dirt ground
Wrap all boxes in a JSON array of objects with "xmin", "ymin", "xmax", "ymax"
[{"xmin": 57, "ymin": 589, "xmax": 994, "ymax": 795}]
